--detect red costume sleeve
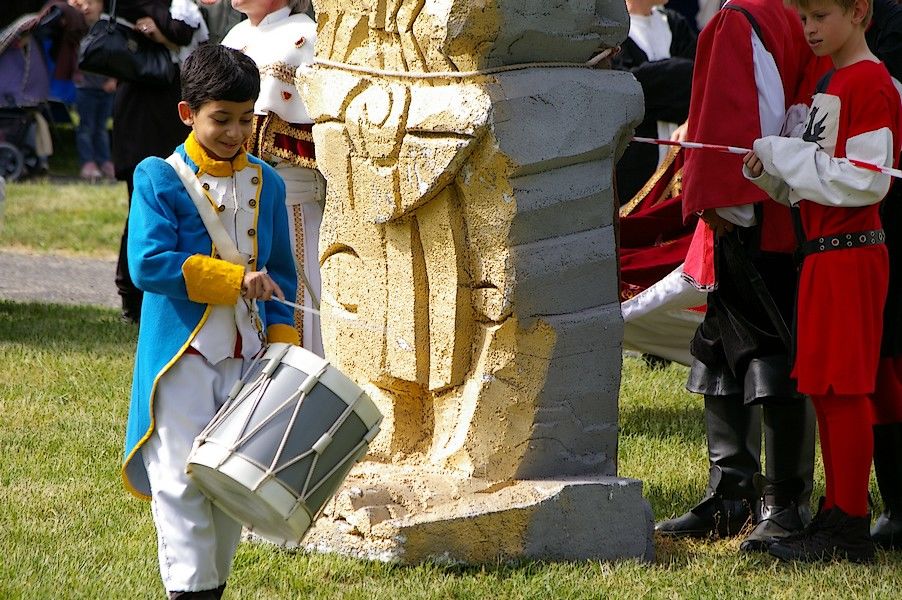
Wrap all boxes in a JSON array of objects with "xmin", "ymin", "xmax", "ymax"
[{"xmin": 682, "ymin": 9, "xmax": 765, "ymax": 220}]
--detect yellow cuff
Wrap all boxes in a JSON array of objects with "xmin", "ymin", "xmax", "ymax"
[
  {"xmin": 267, "ymin": 323, "xmax": 300, "ymax": 345},
  {"xmin": 182, "ymin": 255, "xmax": 244, "ymax": 305}
]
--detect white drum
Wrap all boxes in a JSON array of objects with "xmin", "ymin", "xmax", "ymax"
[{"xmin": 187, "ymin": 343, "xmax": 382, "ymax": 544}]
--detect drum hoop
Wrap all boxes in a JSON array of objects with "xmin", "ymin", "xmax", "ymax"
[
  {"xmin": 317, "ymin": 371, "xmax": 382, "ymax": 428},
  {"xmin": 188, "ymin": 443, "xmax": 314, "ymax": 528},
  {"xmin": 228, "ymin": 343, "xmax": 383, "ymax": 431},
  {"xmin": 196, "ymin": 439, "xmax": 267, "ymax": 480}
]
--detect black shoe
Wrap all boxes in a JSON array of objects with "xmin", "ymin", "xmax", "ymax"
[
  {"xmin": 656, "ymin": 494, "xmax": 753, "ymax": 539},
  {"xmin": 871, "ymin": 509, "xmax": 902, "ymax": 549},
  {"xmin": 768, "ymin": 506, "xmax": 875, "ymax": 563},
  {"xmin": 169, "ymin": 585, "xmax": 225, "ymax": 600},
  {"xmin": 739, "ymin": 474, "xmax": 807, "ymax": 552},
  {"xmin": 119, "ymin": 291, "xmax": 143, "ymax": 326},
  {"xmin": 780, "ymin": 496, "xmax": 828, "ymax": 544},
  {"xmin": 643, "ymin": 354, "xmax": 672, "ymax": 370}
]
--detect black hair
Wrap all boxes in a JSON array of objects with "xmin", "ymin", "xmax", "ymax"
[{"xmin": 180, "ymin": 43, "xmax": 261, "ymax": 110}]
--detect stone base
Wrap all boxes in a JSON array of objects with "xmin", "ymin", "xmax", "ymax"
[{"xmin": 255, "ymin": 463, "xmax": 654, "ymax": 564}]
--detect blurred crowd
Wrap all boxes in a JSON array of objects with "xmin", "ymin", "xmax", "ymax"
[{"xmin": 0, "ymin": 0, "xmax": 246, "ymax": 182}]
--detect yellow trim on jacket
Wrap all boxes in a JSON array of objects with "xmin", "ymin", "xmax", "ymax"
[
  {"xmin": 120, "ymin": 304, "xmax": 215, "ymax": 500},
  {"xmin": 182, "ymin": 255, "xmax": 245, "ymax": 305}
]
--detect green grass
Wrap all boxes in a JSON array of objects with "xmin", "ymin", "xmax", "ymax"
[
  {"xmin": 1, "ymin": 301, "xmax": 901, "ymax": 599},
  {"xmin": 0, "ymin": 180, "xmax": 127, "ymax": 258},
  {"xmin": 2, "ymin": 184, "xmax": 902, "ymax": 597}
]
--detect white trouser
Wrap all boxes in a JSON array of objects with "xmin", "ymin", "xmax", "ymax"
[
  {"xmin": 275, "ymin": 162, "xmax": 324, "ymax": 357},
  {"xmin": 142, "ymin": 355, "xmax": 244, "ymax": 593}
]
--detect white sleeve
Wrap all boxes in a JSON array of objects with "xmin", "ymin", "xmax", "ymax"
[
  {"xmin": 743, "ymin": 162, "xmax": 792, "ymax": 206},
  {"xmin": 751, "ymin": 130, "xmax": 894, "ymax": 208}
]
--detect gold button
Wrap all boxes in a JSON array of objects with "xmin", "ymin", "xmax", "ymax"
[
  {"xmin": 202, "ymin": 182, "xmax": 210, "ymax": 190},
  {"xmin": 249, "ymin": 199, "xmax": 257, "ymax": 208},
  {"xmin": 247, "ymin": 257, "xmax": 255, "ymax": 264},
  {"xmin": 247, "ymin": 228, "xmax": 256, "ymax": 237},
  {"xmin": 218, "ymin": 204, "xmax": 226, "ymax": 212},
  {"xmin": 251, "ymin": 176, "xmax": 260, "ymax": 185}
]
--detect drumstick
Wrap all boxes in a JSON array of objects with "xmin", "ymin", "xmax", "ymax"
[
  {"xmin": 272, "ymin": 296, "xmax": 414, "ymax": 351},
  {"xmin": 632, "ymin": 136, "xmax": 902, "ymax": 180}
]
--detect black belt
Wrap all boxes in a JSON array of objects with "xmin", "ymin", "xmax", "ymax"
[{"xmin": 799, "ymin": 229, "xmax": 885, "ymax": 257}]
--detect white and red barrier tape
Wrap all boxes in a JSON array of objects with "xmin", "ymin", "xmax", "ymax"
[{"xmin": 632, "ymin": 136, "xmax": 902, "ymax": 180}]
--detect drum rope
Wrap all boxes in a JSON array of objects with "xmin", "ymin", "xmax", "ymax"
[
  {"xmin": 236, "ymin": 386, "xmax": 306, "ymax": 453},
  {"xmin": 198, "ymin": 370, "xmax": 267, "ymax": 444},
  {"xmin": 271, "ymin": 393, "xmax": 308, "ymax": 473},
  {"xmin": 301, "ymin": 451, "xmax": 318, "ymax": 498},
  {"xmin": 297, "ymin": 392, "xmax": 358, "ymax": 497},
  {"xmin": 311, "ymin": 47, "xmax": 616, "ymax": 80},
  {"xmin": 300, "ymin": 438, "xmax": 370, "ymax": 501},
  {"xmin": 232, "ymin": 378, "xmax": 273, "ymax": 454},
  {"xmin": 206, "ymin": 345, "xmax": 289, "ymax": 449},
  {"xmin": 269, "ymin": 367, "xmax": 326, "ymax": 473}
]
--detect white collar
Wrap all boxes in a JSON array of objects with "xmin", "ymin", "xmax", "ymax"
[{"xmin": 257, "ymin": 6, "xmax": 292, "ymax": 28}]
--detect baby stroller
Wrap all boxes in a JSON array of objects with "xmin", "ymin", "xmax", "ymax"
[
  {"xmin": 0, "ymin": 6, "xmax": 63, "ymax": 181},
  {"xmin": 0, "ymin": 106, "xmax": 43, "ymax": 181}
]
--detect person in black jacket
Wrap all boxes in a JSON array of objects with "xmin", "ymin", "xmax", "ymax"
[
  {"xmin": 866, "ymin": 0, "xmax": 902, "ymax": 550},
  {"xmin": 613, "ymin": 0, "xmax": 696, "ymax": 205},
  {"xmin": 108, "ymin": 0, "xmax": 198, "ymax": 324}
]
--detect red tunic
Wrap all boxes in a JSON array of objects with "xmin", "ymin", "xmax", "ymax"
[{"xmin": 791, "ymin": 62, "xmax": 902, "ymax": 394}]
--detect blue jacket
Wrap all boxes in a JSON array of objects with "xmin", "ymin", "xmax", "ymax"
[{"xmin": 122, "ymin": 135, "xmax": 298, "ymax": 498}]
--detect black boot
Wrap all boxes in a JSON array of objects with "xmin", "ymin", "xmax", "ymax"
[
  {"xmin": 740, "ymin": 400, "xmax": 816, "ymax": 552},
  {"xmin": 872, "ymin": 422, "xmax": 902, "ymax": 549},
  {"xmin": 115, "ymin": 208, "xmax": 142, "ymax": 325},
  {"xmin": 656, "ymin": 395, "xmax": 759, "ymax": 538},
  {"xmin": 768, "ymin": 506, "xmax": 875, "ymax": 563}
]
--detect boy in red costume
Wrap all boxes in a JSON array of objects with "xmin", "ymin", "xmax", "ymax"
[{"xmin": 744, "ymin": 0, "xmax": 902, "ymax": 562}]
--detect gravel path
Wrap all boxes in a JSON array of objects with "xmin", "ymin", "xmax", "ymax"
[{"xmin": 0, "ymin": 249, "xmax": 119, "ymax": 309}]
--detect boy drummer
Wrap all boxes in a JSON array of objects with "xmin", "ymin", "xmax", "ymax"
[{"xmin": 121, "ymin": 43, "xmax": 298, "ymax": 598}]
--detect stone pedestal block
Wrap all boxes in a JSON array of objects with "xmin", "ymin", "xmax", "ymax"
[
  {"xmin": 291, "ymin": 0, "xmax": 651, "ymax": 564},
  {"xmin": 292, "ymin": 465, "xmax": 654, "ymax": 564}
]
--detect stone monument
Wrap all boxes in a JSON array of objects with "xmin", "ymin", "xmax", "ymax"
[{"xmin": 296, "ymin": 0, "xmax": 652, "ymax": 563}]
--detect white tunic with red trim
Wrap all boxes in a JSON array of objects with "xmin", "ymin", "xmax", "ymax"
[
  {"xmin": 222, "ymin": 8, "xmax": 323, "ymax": 356},
  {"xmin": 749, "ymin": 60, "xmax": 902, "ymax": 395}
]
